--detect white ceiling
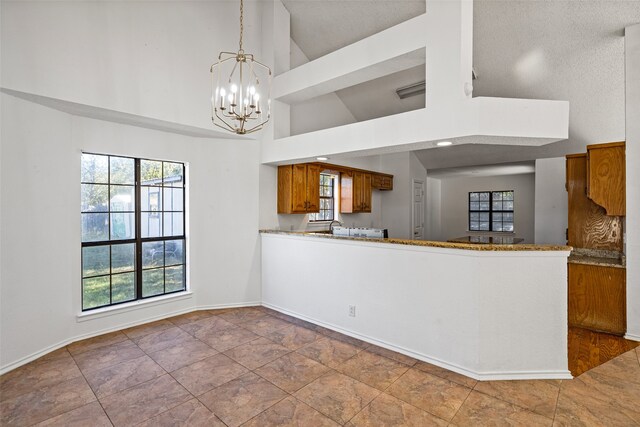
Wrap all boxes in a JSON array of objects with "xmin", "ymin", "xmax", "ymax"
[
  {"xmin": 282, "ymin": 0, "xmax": 640, "ymax": 170},
  {"xmin": 427, "ymin": 160, "xmax": 535, "ymax": 179}
]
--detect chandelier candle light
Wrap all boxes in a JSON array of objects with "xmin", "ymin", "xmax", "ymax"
[{"xmin": 210, "ymin": 0, "xmax": 272, "ymax": 135}]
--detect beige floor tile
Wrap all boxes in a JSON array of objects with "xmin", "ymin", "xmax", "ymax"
[
  {"xmin": 148, "ymin": 339, "xmax": 217, "ymax": 372},
  {"xmin": 243, "ymin": 396, "xmax": 340, "ymax": 427},
  {"xmin": 134, "ymin": 327, "xmax": 194, "ymax": 354},
  {"xmin": 72, "ymin": 339, "xmax": 143, "ymax": 373},
  {"xmin": 255, "ymin": 352, "xmax": 331, "ymax": 392},
  {"xmin": 99, "ymin": 374, "xmax": 191, "ymax": 427},
  {"xmin": 136, "ymin": 398, "xmax": 225, "ymax": 427},
  {"xmin": 554, "ymin": 378, "xmax": 640, "ymax": 426},
  {"xmin": 263, "ymin": 324, "xmax": 320, "ymax": 350},
  {"xmin": 561, "ymin": 369, "xmax": 640, "ymax": 420},
  {"xmin": 413, "ymin": 361, "xmax": 477, "ymax": 389},
  {"xmin": 33, "ymin": 401, "xmax": 111, "ymax": 427},
  {"xmin": 241, "ymin": 315, "xmax": 292, "ymax": 336},
  {"xmin": 66, "ymin": 331, "xmax": 128, "ymax": 356},
  {"xmin": 386, "ymin": 368, "xmax": 471, "ymax": 421},
  {"xmin": 198, "ymin": 372, "xmax": 288, "ymax": 427},
  {"xmin": 295, "ymin": 371, "xmax": 380, "ymax": 424},
  {"xmin": 473, "ymin": 379, "xmax": 560, "ymax": 419},
  {"xmin": 365, "ymin": 345, "xmax": 418, "ymax": 366},
  {"xmin": 195, "ymin": 324, "xmax": 259, "ymax": 352},
  {"xmin": 296, "ymin": 337, "xmax": 361, "ymax": 369},
  {"xmin": 171, "ymin": 353, "xmax": 249, "ymax": 396},
  {"xmin": 84, "ymin": 355, "xmax": 165, "ymax": 398},
  {"xmin": 122, "ymin": 319, "xmax": 174, "ymax": 341},
  {"xmin": 325, "ymin": 331, "xmax": 370, "ymax": 349},
  {"xmin": 0, "ymin": 353, "xmax": 82, "ymax": 402},
  {"xmin": 217, "ymin": 308, "xmax": 267, "ymax": 324},
  {"xmin": 167, "ymin": 310, "xmax": 216, "ymax": 327},
  {"xmin": 224, "ymin": 337, "xmax": 290, "ymax": 369},
  {"xmin": 451, "ymin": 390, "xmax": 552, "ymax": 426},
  {"xmin": 588, "ymin": 349, "xmax": 640, "ymax": 386},
  {"xmin": 0, "ymin": 376, "xmax": 95, "ymax": 426},
  {"xmin": 349, "ymin": 393, "xmax": 448, "ymax": 427},
  {"xmin": 337, "ymin": 350, "xmax": 410, "ymax": 391},
  {"xmin": 179, "ymin": 315, "xmax": 236, "ymax": 337}
]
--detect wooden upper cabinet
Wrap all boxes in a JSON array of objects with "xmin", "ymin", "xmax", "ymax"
[
  {"xmin": 587, "ymin": 141, "xmax": 625, "ymax": 216},
  {"xmin": 371, "ymin": 173, "xmax": 393, "ymax": 191},
  {"xmin": 278, "ymin": 164, "xmax": 320, "ymax": 214},
  {"xmin": 566, "ymin": 154, "xmax": 623, "ymax": 251},
  {"xmin": 341, "ymin": 171, "xmax": 371, "ymax": 213}
]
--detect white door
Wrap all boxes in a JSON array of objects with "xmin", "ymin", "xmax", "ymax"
[{"xmin": 412, "ymin": 179, "xmax": 425, "ymax": 240}]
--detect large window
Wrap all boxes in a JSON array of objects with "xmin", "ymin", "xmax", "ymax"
[
  {"xmin": 81, "ymin": 153, "xmax": 186, "ymax": 311},
  {"xmin": 309, "ymin": 173, "xmax": 335, "ymax": 221},
  {"xmin": 468, "ymin": 190, "xmax": 514, "ymax": 232}
]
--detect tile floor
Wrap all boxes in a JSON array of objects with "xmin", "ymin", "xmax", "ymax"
[{"xmin": 1, "ymin": 306, "xmax": 640, "ymax": 426}]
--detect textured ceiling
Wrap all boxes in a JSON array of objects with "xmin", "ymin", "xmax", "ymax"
[
  {"xmin": 281, "ymin": 0, "xmax": 425, "ymax": 61},
  {"xmin": 284, "ymin": 0, "xmax": 640, "ymax": 170}
]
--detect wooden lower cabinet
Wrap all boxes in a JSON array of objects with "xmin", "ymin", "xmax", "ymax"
[{"xmin": 568, "ymin": 263, "xmax": 626, "ymax": 335}]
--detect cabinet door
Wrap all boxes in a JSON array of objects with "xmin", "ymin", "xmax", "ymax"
[
  {"xmin": 306, "ymin": 164, "xmax": 321, "ymax": 213},
  {"xmin": 587, "ymin": 142, "xmax": 625, "ymax": 215},
  {"xmin": 291, "ymin": 164, "xmax": 309, "ymax": 213},
  {"xmin": 566, "ymin": 155, "xmax": 622, "ymax": 251},
  {"xmin": 352, "ymin": 172, "xmax": 363, "ymax": 212},
  {"xmin": 568, "ymin": 263, "xmax": 626, "ymax": 334},
  {"xmin": 362, "ymin": 173, "xmax": 372, "ymax": 212}
]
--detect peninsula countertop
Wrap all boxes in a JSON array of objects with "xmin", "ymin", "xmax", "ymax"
[{"xmin": 260, "ymin": 230, "xmax": 572, "ymax": 252}]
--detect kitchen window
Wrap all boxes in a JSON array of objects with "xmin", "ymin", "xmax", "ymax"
[
  {"xmin": 468, "ymin": 191, "xmax": 514, "ymax": 232},
  {"xmin": 309, "ymin": 173, "xmax": 335, "ymax": 221},
  {"xmin": 81, "ymin": 153, "xmax": 186, "ymax": 311}
]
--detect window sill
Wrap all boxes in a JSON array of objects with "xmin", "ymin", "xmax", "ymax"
[
  {"xmin": 77, "ymin": 291, "xmax": 193, "ymax": 322},
  {"xmin": 466, "ymin": 231, "xmax": 516, "ymax": 235}
]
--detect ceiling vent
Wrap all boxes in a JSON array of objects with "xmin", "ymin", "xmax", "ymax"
[{"xmin": 395, "ymin": 81, "xmax": 425, "ymax": 99}]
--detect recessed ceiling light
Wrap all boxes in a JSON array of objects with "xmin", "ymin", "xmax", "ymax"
[
  {"xmin": 316, "ymin": 157, "xmax": 329, "ymax": 161},
  {"xmin": 436, "ymin": 141, "xmax": 453, "ymax": 147}
]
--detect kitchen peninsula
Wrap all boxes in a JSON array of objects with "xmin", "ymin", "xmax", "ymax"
[{"xmin": 261, "ymin": 230, "xmax": 572, "ymax": 380}]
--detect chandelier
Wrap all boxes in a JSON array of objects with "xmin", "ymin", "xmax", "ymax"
[{"xmin": 210, "ymin": 0, "xmax": 272, "ymax": 135}]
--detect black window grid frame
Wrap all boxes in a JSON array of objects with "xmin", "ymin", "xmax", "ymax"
[
  {"xmin": 468, "ymin": 190, "xmax": 514, "ymax": 232},
  {"xmin": 81, "ymin": 153, "xmax": 187, "ymax": 311}
]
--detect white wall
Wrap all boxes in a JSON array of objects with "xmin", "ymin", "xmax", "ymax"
[
  {"xmin": 289, "ymin": 40, "xmax": 357, "ymax": 136},
  {"xmin": 534, "ymin": 158, "xmax": 568, "ymax": 245},
  {"xmin": 1, "ymin": 0, "xmax": 262, "ymax": 131},
  {"xmin": 437, "ymin": 174, "xmax": 536, "ymax": 243},
  {"xmin": 0, "ymin": 95, "xmax": 262, "ymax": 372},
  {"xmin": 626, "ymin": 23, "xmax": 640, "ymax": 341},
  {"xmin": 0, "ymin": 0, "xmax": 266, "ymax": 372},
  {"xmin": 262, "ymin": 233, "xmax": 571, "ymax": 380}
]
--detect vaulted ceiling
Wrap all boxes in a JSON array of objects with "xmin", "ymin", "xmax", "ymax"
[{"xmin": 281, "ymin": 0, "xmax": 640, "ymax": 170}]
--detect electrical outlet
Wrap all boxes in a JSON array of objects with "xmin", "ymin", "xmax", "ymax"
[{"xmin": 348, "ymin": 305, "xmax": 356, "ymax": 317}]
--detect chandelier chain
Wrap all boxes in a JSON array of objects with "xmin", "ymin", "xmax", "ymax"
[{"xmin": 239, "ymin": 0, "xmax": 244, "ymax": 51}]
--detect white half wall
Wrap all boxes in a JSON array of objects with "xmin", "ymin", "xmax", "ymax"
[
  {"xmin": 535, "ymin": 158, "xmax": 568, "ymax": 245},
  {"xmin": 626, "ymin": 23, "xmax": 640, "ymax": 341},
  {"xmin": 0, "ymin": 94, "xmax": 262, "ymax": 372},
  {"xmin": 262, "ymin": 233, "xmax": 571, "ymax": 379},
  {"xmin": 438, "ymin": 173, "xmax": 536, "ymax": 243}
]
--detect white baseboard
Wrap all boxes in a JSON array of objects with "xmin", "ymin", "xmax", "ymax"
[
  {"xmin": 262, "ymin": 302, "xmax": 573, "ymax": 381},
  {"xmin": 0, "ymin": 301, "xmax": 261, "ymax": 375},
  {"xmin": 624, "ymin": 332, "xmax": 640, "ymax": 342}
]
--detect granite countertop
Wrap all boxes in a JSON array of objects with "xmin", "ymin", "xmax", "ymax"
[
  {"xmin": 447, "ymin": 236, "xmax": 525, "ymax": 245},
  {"xmin": 260, "ymin": 230, "xmax": 572, "ymax": 252},
  {"xmin": 568, "ymin": 248, "xmax": 626, "ymax": 269}
]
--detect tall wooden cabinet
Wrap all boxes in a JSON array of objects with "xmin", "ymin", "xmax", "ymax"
[
  {"xmin": 340, "ymin": 171, "xmax": 372, "ymax": 213},
  {"xmin": 566, "ymin": 141, "xmax": 626, "ymax": 335},
  {"xmin": 277, "ymin": 164, "xmax": 320, "ymax": 214}
]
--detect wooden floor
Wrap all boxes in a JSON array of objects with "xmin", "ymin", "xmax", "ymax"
[{"xmin": 568, "ymin": 326, "xmax": 640, "ymax": 377}]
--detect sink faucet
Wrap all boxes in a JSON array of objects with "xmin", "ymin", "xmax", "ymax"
[{"xmin": 329, "ymin": 220, "xmax": 343, "ymax": 233}]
